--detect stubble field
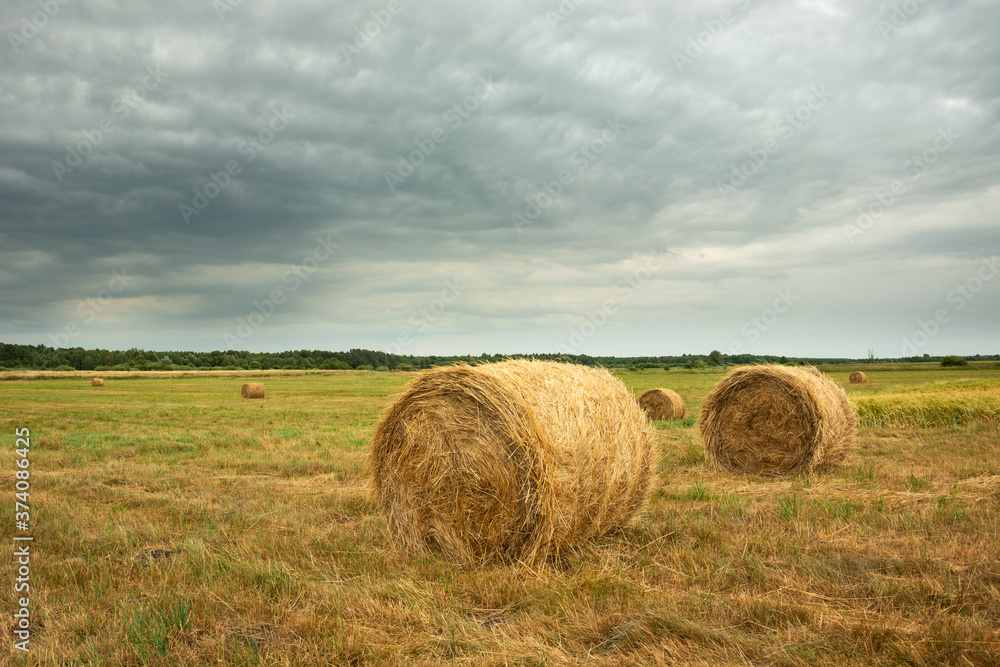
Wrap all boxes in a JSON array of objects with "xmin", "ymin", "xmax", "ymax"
[{"xmin": 1, "ymin": 364, "xmax": 999, "ymax": 665}]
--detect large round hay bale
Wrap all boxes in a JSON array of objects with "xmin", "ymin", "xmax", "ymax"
[
  {"xmin": 241, "ymin": 382, "xmax": 265, "ymax": 399},
  {"xmin": 849, "ymin": 371, "xmax": 868, "ymax": 384},
  {"xmin": 91, "ymin": 378, "xmax": 104, "ymax": 387},
  {"xmin": 638, "ymin": 388, "xmax": 685, "ymax": 421},
  {"xmin": 699, "ymin": 365, "xmax": 855, "ymax": 476},
  {"xmin": 369, "ymin": 359, "xmax": 656, "ymax": 565}
]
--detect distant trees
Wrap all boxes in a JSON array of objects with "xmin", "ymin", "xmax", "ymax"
[
  {"xmin": 1, "ymin": 343, "xmax": 995, "ymax": 373},
  {"xmin": 941, "ymin": 355, "xmax": 969, "ymax": 367}
]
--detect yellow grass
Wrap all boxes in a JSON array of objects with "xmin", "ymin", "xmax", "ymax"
[{"xmin": 853, "ymin": 379, "xmax": 1000, "ymax": 426}]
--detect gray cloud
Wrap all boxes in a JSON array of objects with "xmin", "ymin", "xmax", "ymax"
[{"xmin": 1, "ymin": 0, "xmax": 998, "ymax": 357}]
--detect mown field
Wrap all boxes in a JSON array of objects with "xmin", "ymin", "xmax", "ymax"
[{"xmin": 2, "ymin": 364, "xmax": 999, "ymax": 665}]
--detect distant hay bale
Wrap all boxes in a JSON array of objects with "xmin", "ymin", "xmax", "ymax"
[
  {"xmin": 849, "ymin": 371, "xmax": 868, "ymax": 384},
  {"xmin": 241, "ymin": 383, "xmax": 265, "ymax": 399},
  {"xmin": 91, "ymin": 378, "xmax": 104, "ymax": 387},
  {"xmin": 369, "ymin": 359, "xmax": 656, "ymax": 566},
  {"xmin": 638, "ymin": 388, "xmax": 686, "ymax": 421},
  {"xmin": 699, "ymin": 365, "xmax": 856, "ymax": 476}
]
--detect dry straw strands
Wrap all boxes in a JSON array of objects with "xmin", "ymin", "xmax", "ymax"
[
  {"xmin": 91, "ymin": 378, "xmax": 104, "ymax": 387},
  {"xmin": 241, "ymin": 383, "xmax": 265, "ymax": 399},
  {"xmin": 638, "ymin": 388, "xmax": 686, "ymax": 421},
  {"xmin": 849, "ymin": 371, "xmax": 868, "ymax": 384},
  {"xmin": 368, "ymin": 359, "xmax": 656, "ymax": 566},
  {"xmin": 700, "ymin": 365, "xmax": 856, "ymax": 476}
]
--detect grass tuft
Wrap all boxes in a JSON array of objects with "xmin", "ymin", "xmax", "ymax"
[
  {"xmin": 776, "ymin": 493, "xmax": 802, "ymax": 520},
  {"xmin": 124, "ymin": 598, "xmax": 192, "ymax": 662}
]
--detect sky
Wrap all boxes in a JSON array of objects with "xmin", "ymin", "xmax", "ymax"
[{"xmin": 1, "ymin": 0, "xmax": 998, "ymax": 359}]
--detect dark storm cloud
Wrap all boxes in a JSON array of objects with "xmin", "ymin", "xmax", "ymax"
[{"xmin": 1, "ymin": 0, "xmax": 997, "ymax": 355}]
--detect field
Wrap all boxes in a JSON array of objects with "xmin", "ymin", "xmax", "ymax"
[{"xmin": 2, "ymin": 364, "xmax": 999, "ymax": 665}]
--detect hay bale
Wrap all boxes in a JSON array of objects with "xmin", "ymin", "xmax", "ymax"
[
  {"xmin": 91, "ymin": 378, "xmax": 104, "ymax": 387},
  {"xmin": 699, "ymin": 365, "xmax": 855, "ymax": 476},
  {"xmin": 849, "ymin": 371, "xmax": 868, "ymax": 384},
  {"xmin": 368, "ymin": 359, "xmax": 656, "ymax": 565},
  {"xmin": 638, "ymin": 388, "xmax": 685, "ymax": 421},
  {"xmin": 241, "ymin": 382, "xmax": 265, "ymax": 399}
]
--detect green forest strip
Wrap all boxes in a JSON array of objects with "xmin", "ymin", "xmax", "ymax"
[{"xmin": 1, "ymin": 342, "xmax": 997, "ymax": 373}]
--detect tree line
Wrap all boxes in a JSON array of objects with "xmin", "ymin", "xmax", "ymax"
[{"xmin": 1, "ymin": 343, "xmax": 993, "ymax": 372}]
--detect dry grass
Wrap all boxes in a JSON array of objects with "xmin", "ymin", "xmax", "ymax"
[
  {"xmin": 700, "ymin": 365, "xmax": 856, "ymax": 476},
  {"xmin": 240, "ymin": 382, "xmax": 265, "ymax": 399},
  {"xmin": 1, "ymin": 367, "xmax": 998, "ymax": 665},
  {"xmin": 369, "ymin": 360, "xmax": 656, "ymax": 566},
  {"xmin": 638, "ymin": 388, "xmax": 685, "ymax": 421}
]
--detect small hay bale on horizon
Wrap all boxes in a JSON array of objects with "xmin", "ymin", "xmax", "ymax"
[
  {"xmin": 849, "ymin": 371, "xmax": 868, "ymax": 384},
  {"xmin": 241, "ymin": 382, "xmax": 265, "ymax": 399},
  {"xmin": 368, "ymin": 359, "xmax": 657, "ymax": 566},
  {"xmin": 91, "ymin": 378, "xmax": 104, "ymax": 387},
  {"xmin": 700, "ymin": 365, "xmax": 856, "ymax": 476},
  {"xmin": 638, "ymin": 388, "xmax": 686, "ymax": 421}
]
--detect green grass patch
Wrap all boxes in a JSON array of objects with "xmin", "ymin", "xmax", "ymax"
[{"xmin": 776, "ymin": 493, "xmax": 802, "ymax": 520}]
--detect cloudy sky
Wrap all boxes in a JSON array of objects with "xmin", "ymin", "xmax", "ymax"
[{"xmin": 1, "ymin": 0, "xmax": 998, "ymax": 358}]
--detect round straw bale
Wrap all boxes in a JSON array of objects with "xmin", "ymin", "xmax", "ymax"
[
  {"xmin": 369, "ymin": 359, "xmax": 656, "ymax": 565},
  {"xmin": 699, "ymin": 365, "xmax": 855, "ymax": 476},
  {"xmin": 849, "ymin": 371, "xmax": 868, "ymax": 384},
  {"xmin": 638, "ymin": 388, "xmax": 685, "ymax": 421},
  {"xmin": 241, "ymin": 382, "xmax": 265, "ymax": 399},
  {"xmin": 91, "ymin": 378, "xmax": 104, "ymax": 387}
]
